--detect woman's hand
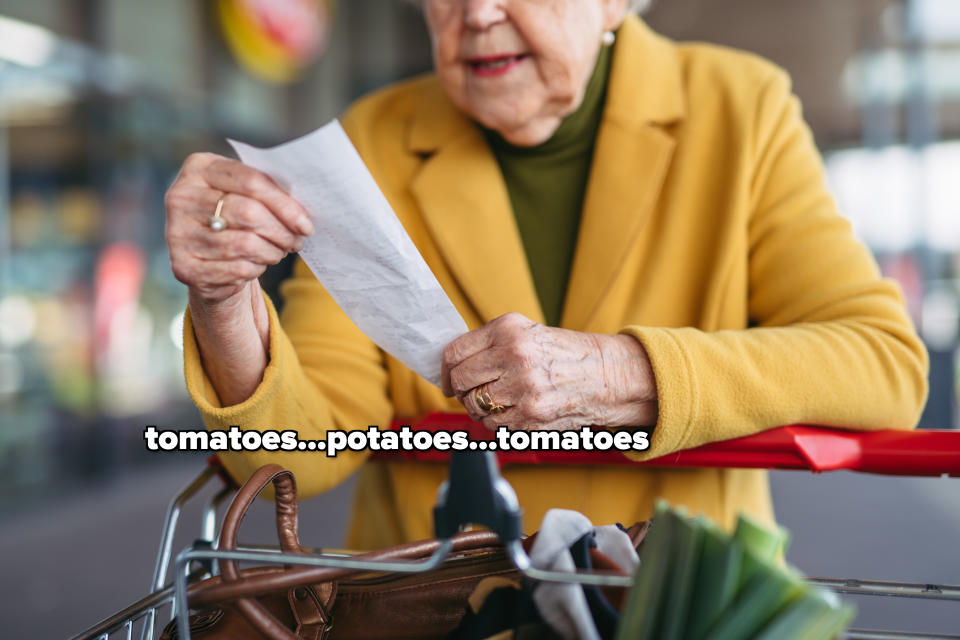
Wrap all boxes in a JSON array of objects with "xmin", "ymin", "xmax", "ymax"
[
  {"xmin": 165, "ymin": 152, "xmax": 314, "ymax": 406},
  {"xmin": 165, "ymin": 152, "xmax": 314, "ymax": 305},
  {"xmin": 441, "ymin": 313, "xmax": 658, "ymax": 431}
]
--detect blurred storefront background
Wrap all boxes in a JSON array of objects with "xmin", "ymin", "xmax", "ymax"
[
  {"xmin": 0, "ymin": 1, "xmax": 958, "ymax": 637},
  {"xmin": 0, "ymin": 0, "xmax": 958, "ymax": 504},
  {"xmin": 0, "ymin": 0, "xmax": 437, "ymax": 504},
  {"xmin": 0, "ymin": 0, "xmax": 956, "ymax": 487}
]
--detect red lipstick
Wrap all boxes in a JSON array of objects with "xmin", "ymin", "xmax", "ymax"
[{"xmin": 466, "ymin": 53, "xmax": 528, "ymax": 77}]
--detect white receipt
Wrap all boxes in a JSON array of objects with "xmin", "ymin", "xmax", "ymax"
[{"xmin": 229, "ymin": 120, "xmax": 468, "ymax": 387}]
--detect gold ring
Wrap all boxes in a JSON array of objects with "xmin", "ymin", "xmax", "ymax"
[
  {"xmin": 475, "ymin": 384, "xmax": 505, "ymax": 415},
  {"xmin": 208, "ymin": 194, "xmax": 228, "ymax": 231}
]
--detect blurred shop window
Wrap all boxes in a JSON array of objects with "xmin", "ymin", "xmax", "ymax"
[
  {"xmin": 826, "ymin": 142, "xmax": 960, "ymax": 254},
  {"xmin": 828, "ymin": 0, "xmax": 960, "ymax": 429},
  {"xmin": 0, "ymin": 0, "xmax": 435, "ymax": 504},
  {"xmin": 0, "ymin": 0, "xmax": 955, "ymax": 507},
  {"xmin": 0, "ymin": 11, "xmax": 199, "ymax": 503}
]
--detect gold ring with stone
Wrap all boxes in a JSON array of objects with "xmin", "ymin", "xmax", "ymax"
[{"xmin": 208, "ymin": 194, "xmax": 228, "ymax": 231}]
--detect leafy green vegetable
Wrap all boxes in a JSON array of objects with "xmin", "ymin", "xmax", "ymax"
[
  {"xmin": 616, "ymin": 501, "xmax": 675, "ymax": 640},
  {"xmin": 707, "ymin": 563, "xmax": 806, "ymax": 640},
  {"xmin": 754, "ymin": 588, "xmax": 856, "ymax": 640},
  {"xmin": 659, "ymin": 509, "xmax": 704, "ymax": 640},
  {"xmin": 684, "ymin": 519, "xmax": 743, "ymax": 640}
]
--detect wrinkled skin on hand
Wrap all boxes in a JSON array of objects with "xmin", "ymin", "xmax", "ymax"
[
  {"xmin": 164, "ymin": 152, "xmax": 315, "ymax": 405},
  {"xmin": 165, "ymin": 152, "xmax": 314, "ymax": 305},
  {"xmin": 441, "ymin": 312, "xmax": 658, "ymax": 431}
]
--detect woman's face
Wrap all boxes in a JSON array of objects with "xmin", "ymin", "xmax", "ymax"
[{"xmin": 424, "ymin": 0, "xmax": 627, "ymax": 146}]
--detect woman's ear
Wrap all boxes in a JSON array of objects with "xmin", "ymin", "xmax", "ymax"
[{"xmin": 602, "ymin": 0, "xmax": 630, "ymax": 31}]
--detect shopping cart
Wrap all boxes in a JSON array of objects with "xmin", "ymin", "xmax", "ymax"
[{"xmin": 70, "ymin": 414, "xmax": 960, "ymax": 640}]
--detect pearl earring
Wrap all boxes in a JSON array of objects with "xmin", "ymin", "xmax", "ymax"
[{"xmin": 602, "ymin": 30, "xmax": 615, "ymax": 46}]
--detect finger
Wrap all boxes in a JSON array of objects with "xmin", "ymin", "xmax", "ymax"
[
  {"xmin": 476, "ymin": 376, "xmax": 514, "ymax": 410},
  {"xmin": 442, "ymin": 313, "xmax": 536, "ymax": 392},
  {"xmin": 442, "ymin": 332, "xmax": 488, "ymax": 398},
  {"xmin": 442, "ymin": 326, "xmax": 496, "ymax": 381},
  {"xmin": 167, "ymin": 185, "xmax": 305, "ymax": 255},
  {"xmin": 202, "ymin": 157, "xmax": 314, "ymax": 236},
  {"xmin": 441, "ymin": 360, "xmax": 454, "ymax": 398},
  {"xmin": 460, "ymin": 381, "xmax": 514, "ymax": 424},
  {"xmin": 447, "ymin": 347, "xmax": 505, "ymax": 397},
  {"xmin": 460, "ymin": 386, "xmax": 489, "ymax": 422},
  {"xmin": 191, "ymin": 229, "xmax": 288, "ymax": 265},
  {"xmin": 212, "ymin": 192, "xmax": 304, "ymax": 253}
]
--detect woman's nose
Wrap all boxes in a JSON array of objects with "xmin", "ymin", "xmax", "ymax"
[{"xmin": 463, "ymin": 0, "xmax": 508, "ymax": 30}]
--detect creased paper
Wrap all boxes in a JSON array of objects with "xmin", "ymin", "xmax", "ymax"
[{"xmin": 229, "ymin": 120, "xmax": 468, "ymax": 387}]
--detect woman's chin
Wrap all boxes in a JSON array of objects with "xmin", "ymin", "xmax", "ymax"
[
  {"xmin": 460, "ymin": 91, "xmax": 575, "ymax": 146},
  {"xmin": 485, "ymin": 115, "xmax": 563, "ymax": 147},
  {"xmin": 500, "ymin": 125, "xmax": 558, "ymax": 146},
  {"xmin": 459, "ymin": 99, "xmax": 558, "ymax": 145}
]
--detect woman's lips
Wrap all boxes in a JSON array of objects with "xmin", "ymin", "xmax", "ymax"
[{"xmin": 466, "ymin": 53, "xmax": 529, "ymax": 77}]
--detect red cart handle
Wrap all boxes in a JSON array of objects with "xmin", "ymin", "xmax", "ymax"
[{"xmin": 369, "ymin": 412, "xmax": 960, "ymax": 477}]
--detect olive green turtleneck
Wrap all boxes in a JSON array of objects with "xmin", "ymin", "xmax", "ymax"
[{"xmin": 483, "ymin": 41, "xmax": 613, "ymax": 327}]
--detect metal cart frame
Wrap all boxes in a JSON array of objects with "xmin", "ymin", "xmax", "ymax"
[{"xmin": 70, "ymin": 414, "xmax": 960, "ymax": 640}]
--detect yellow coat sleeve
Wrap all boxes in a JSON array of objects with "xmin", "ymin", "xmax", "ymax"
[
  {"xmin": 182, "ymin": 259, "xmax": 393, "ymax": 497},
  {"xmin": 621, "ymin": 69, "xmax": 929, "ymax": 459}
]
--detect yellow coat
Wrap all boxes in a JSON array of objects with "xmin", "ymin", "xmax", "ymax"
[{"xmin": 183, "ymin": 16, "xmax": 928, "ymax": 549}]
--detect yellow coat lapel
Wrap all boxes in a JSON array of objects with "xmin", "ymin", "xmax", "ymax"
[
  {"xmin": 562, "ymin": 17, "xmax": 686, "ymax": 331},
  {"xmin": 408, "ymin": 82, "xmax": 545, "ymax": 325}
]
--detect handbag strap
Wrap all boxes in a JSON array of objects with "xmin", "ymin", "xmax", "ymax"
[
  {"xmin": 220, "ymin": 463, "xmax": 305, "ymax": 556},
  {"xmin": 218, "ymin": 464, "xmax": 308, "ymax": 640}
]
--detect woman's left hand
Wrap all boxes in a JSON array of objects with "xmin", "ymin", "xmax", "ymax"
[{"xmin": 441, "ymin": 313, "xmax": 658, "ymax": 431}]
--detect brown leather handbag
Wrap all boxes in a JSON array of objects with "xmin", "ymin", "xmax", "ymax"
[{"xmin": 163, "ymin": 464, "xmax": 648, "ymax": 640}]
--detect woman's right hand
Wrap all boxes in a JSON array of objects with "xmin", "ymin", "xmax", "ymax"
[
  {"xmin": 165, "ymin": 152, "xmax": 314, "ymax": 305},
  {"xmin": 165, "ymin": 152, "xmax": 314, "ymax": 406}
]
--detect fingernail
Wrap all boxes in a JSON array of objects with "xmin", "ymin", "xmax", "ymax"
[{"xmin": 297, "ymin": 215, "xmax": 314, "ymax": 236}]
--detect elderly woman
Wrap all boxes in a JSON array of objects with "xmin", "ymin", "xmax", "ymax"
[{"xmin": 165, "ymin": 0, "xmax": 928, "ymax": 549}]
